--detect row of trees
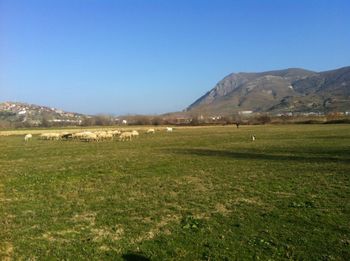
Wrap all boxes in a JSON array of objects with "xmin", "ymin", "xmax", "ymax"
[{"xmin": 1, "ymin": 113, "xmax": 349, "ymax": 129}]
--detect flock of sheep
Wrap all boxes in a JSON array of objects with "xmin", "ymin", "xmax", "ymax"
[
  {"xmin": 22, "ymin": 127, "xmax": 258, "ymax": 143},
  {"xmin": 23, "ymin": 127, "xmax": 173, "ymax": 142}
]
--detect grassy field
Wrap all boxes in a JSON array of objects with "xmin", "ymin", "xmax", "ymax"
[{"xmin": 1, "ymin": 125, "xmax": 349, "ymax": 260}]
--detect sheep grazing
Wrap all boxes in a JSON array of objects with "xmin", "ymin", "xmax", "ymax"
[
  {"xmin": 24, "ymin": 134, "xmax": 32, "ymax": 142},
  {"xmin": 71, "ymin": 132, "xmax": 83, "ymax": 140},
  {"xmin": 106, "ymin": 130, "xmax": 113, "ymax": 135},
  {"xmin": 94, "ymin": 131, "xmax": 109, "ymax": 141},
  {"xmin": 251, "ymin": 135, "xmax": 256, "ymax": 141},
  {"xmin": 146, "ymin": 128, "xmax": 155, "ymax": 134},
  {"xmin": 166, "ymin": 127, "xmax": 173, "ymax": 132},
  {"xmin": 97, "ymin": 132, "xmax": 113, "ymax": 141},
  {"xmin": 131, "ymin": 130, "xmax": 139, "ymax": 138},
  {"xmin": 40, "ymin": 133, "xmax": 60, "ymax": 140},
  {"xmin": 72, "ymin": 131, "xmax": 93, "ymax": 140},
  {"xmin": 61, "ymin": 133, "xmax": 73, "ymax": 140},
  {"xmin": 80, "ymin": 132, "xmax": 98, "ymax": 142},
  {"xmin": 39, "ymin": 133, "xmax": 50, "ymax": 140},
  {"xmin": 110, "ymin": 130, "xmax": 121, "ymax": 136},
  {"xmin": 119, "ymin": 132, "xmax": 133, "ymax": 141},
  {"xmin": 94, "ymin": 131, "xmax": 106, "ymax": 135},
  {"xmin": 50, "ymin": 133, "xmax": 61, "ymax": 140}
]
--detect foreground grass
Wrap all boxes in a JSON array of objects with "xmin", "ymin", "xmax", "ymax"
[{"xmin": 0, "ymin": 125, "xmax": 349, "ymax": 260}]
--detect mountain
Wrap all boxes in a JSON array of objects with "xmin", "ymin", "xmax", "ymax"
[{"xmin": 187, "ymin": 66, "xmax": 350, "ymax": 115}]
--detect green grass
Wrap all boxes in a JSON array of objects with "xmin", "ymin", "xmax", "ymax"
[{"xmin": 1, "ymin": 125, "xmax": 350, "ymax": 260}]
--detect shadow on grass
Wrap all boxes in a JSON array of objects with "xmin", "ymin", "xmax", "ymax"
[
  {"xmin": 122, "ymin": 252, "xmax": 150, "ymax": 261},
  {"xmin": 168, "ymin": 148, "xmax": 350, "ymax": 163}
]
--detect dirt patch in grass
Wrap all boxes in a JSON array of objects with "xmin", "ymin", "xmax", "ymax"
[
  {"xmin": 134, "ymin": 214, "xmax": 180, "ymax": 243},
  {"xmin": 0, "ymin": 197, "xmax": 22, "ymax": 203},
  {"xmin": 215, "ymin": 203, "xmax": 231, "ymax": 216},
  {"xmin": 91, "ymin": 225, "xmax": 124, "ymax": 242},
  {"xmin": 42, "ymin": 230, "xmax": 77, "ymax": 242},
  {"xmin": 232, "ymin": 197, "xmax": 264, "ymax": 206},
  {"xmin": 99, "ymin": 245, "xmax": 111, "ymax": 251},
  {"xmin": 273, "ymin": 191, "xmax": 296, "ymax": 198},
  {"xmin": 181, "ymin": 176, "xmax": 209, "ymax": 192},
  {"xmin": 0, "ymin": 242, "xmax": 14, "ymax": 261},
  {"xmin": 41, "ymin": 212, "xmax": 124, "ymax": 245},
  {"xmin": 71, "ymin": 212, "xmax": 97, "ymax": 227}
]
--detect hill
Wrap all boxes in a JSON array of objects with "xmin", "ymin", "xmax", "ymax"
[
  {"xmin": 0, "ymin": 101, "xmax": 84, "ymax": 127},
  {"xmin": 187, "ymin": 66, "xmax": 350, "ymax": 115}
]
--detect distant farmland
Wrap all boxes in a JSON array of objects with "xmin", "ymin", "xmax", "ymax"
[{"xmin": 1, "ymin": 125, "xmax": 349, "ymax": 260}]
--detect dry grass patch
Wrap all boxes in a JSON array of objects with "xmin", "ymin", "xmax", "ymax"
[
  {"xmin": 232, "ymin": 197, "xmax": 265, "ymax": 206},
  {"xmin": 214, "ymin": 203, "xmax": 231, "ymax": 216},
  {"xmin": 71, "ymin": 212, "xmax": 97, "ymax": 227},
  {"xmin": 273, "ymin": 191, "xmax": 296, "ymax": 198},
  {"xmin": 134, "ymin": 214, "xmax": 180, "ymax": 243},
  {"xmin": 91, "ymin": 225, "xmax": 124, "ymax": 242},
  {"xmin": 0, "ymin": 242, "xmax": 14, "ymax": 261},
  {"xmin": 181, "ymin": 176, "xmax": 209, "ymax": 192},
  {"xmin": 41, "ymin": 230, "xmax": 77, "ymax": 243}
]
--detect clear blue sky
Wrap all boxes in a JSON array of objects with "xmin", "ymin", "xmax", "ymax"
[{"xmin": 1, "ymin": 0, "xmax": 349, "ymax": 115}]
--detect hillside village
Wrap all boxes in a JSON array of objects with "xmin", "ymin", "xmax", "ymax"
[{"xmin": 0, "ymin": 102, "xmax": 84, "ymax": 126}]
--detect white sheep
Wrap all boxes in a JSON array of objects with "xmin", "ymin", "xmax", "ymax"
[
  {"xmin": 131, "ymin": 130, "xmax": 139, "ymax": 138},
  {"xmin": 251, "ymin": 135, "xmax": 256, "ymax": 141},
  {"xmin": 119, "ymin": 132, "xmax": 133, "ymax": 141},
  {"xmin": 166, "ymin": 127, "xmax": 173, "ymax": 132},
  {"xmin": 146, "ymin": 128, "xmax": 155, "ymax": 134},
  {"xmin": 106, "ymin": 130, "xmax": 113, "ymax": 135},
  {"xmin": 39, "ymin": 133, "xmax": 50, "ymax": 140},
  {"xmin": 72, "ymin": 132, "xmax": 83, "ymax": 140},
  {"xmin": 110, "ymin": 130, "xmax": 121, "ymax": 136},
  {"xmin": 94, "ymin": 131, "xmax": 107, "ymax": 141},
  {"xmin": 40, "ymin": 133, "xmax": 60, "ymax": 140},
  {"xmin": 24, "ymin": 134, "xmax": 32, "ymax": 142},
  {"xmin": 80, "ymin": 132, "xmax": 98, "ymax": 142},
  {"xmin": 72, "ymin": 131, "xmax": 93, "ymax": 140},
  {"xmin": 97, "ymin": 132, "xmax": 113, "ymax": 141},
  {"xmin": 50, "ymin": 133, "xmax": 61, "ymax": 140}
]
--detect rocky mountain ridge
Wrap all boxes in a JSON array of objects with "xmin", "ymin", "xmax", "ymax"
[{"xmin": 187, "ymin": 66, "xmax": 350, "ymax": 115}]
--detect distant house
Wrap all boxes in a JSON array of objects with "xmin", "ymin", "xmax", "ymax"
[
  {"xmin": 175, "ymin": 118, "xmax": 192, "ymax": 124},
  {"xmin": 18, "ymin": 110, "xmax": 26, "ymax": 115},
  {"xmin": 211, "ymin": 116, "xmax": 222, "ymax": 120},
  {"xmin": 278, "ymin": 112, "xmax": 293, "ymax": 117},
  {"xmin": 238, "ymin": 110, "xmax": 253, "ymax": 115}
]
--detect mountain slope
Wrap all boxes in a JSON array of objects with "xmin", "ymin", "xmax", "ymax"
[{"xmin": 187, "ymin": 67, "xmax": 350, "ymax": 114}]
